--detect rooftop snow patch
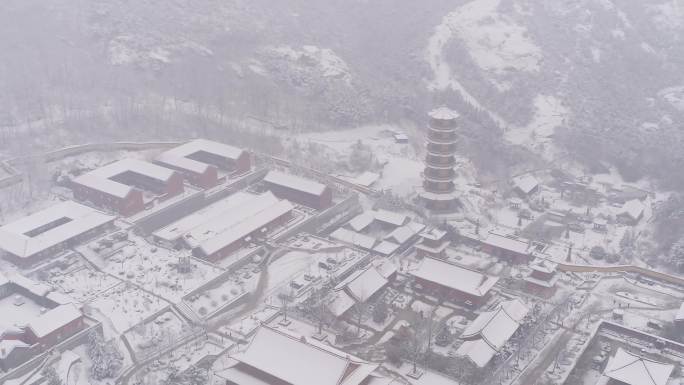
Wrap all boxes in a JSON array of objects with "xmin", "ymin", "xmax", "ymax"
[
  {"xmin": 347, "ymin": 212, "xmax": 375, "ymax": 232},
  {"xmin": 530, "ymin": 258, "xmax": 557, "ymax": 274},
  {"xmin": 186, "ymin": 192, "xmax": 294, "ymax": 255},
  {"xmin": 429, "ymin": 107, "xmax": 460, "ymax": 121},
  {"xmin": 352, "ymin": 171, "xmax": 380, "ymax": 187},
  {"xmin": 373, "ymin": 209, "xmax": 408, "ymax": 227},
  {"xmin": 154, "ymin": 192, "xmax": 256, "ymax": 243},
  {"xmin": 28, "ymin": 303, "xmax": 82, "ymax": 338},
  {"xmin": 330, "ymin": 228, "xmax": 377, "ymax": 250},
  {"xmin": 220, "ymin": 326, "xmax": 383, "ymax": 385},
  {"xmin": 457, "ymin": 299, "xmax": 528, "ymax": 367},
  {"xmin": 372, "ymin": 240, "xmax": 400, "ymax": 256},
  {"xmin": 73, "ymin": 158, "xmax": 178, "ymax": 198},
  {"xmin": 512, "ymin": 174, "xmax": 539, "ymax": 195},
  {"xmin": 603, "ymin": 347, "xmax": 674, "ymax": 385},
  {"xmin": 482, "ymin": 231, "xmax": 530, "ymax": 255},
  {"xmin": 0, "ymin": 201, "xmax": 115, "ymax": 259},
  {"xmin": 619, "ymin": 199, "xmax": 646, "ymax": 221},
  {"xmin": 155, "ymin": 139, "xmax": 246, "ymax": 174},
  {"xmin": 335, "ymin": 266, "xmax": 388, "ymax": 303},
  {"xmin": 384, "ymin": 223, "xmax": 423, "ymax": 245},
  {"xmin": 410, "ymin": 257, "xmax": 498, "ymax": 297},
  {"xmin": 263, "ymin": 170, "xmax": 328, "ymax": 196},
  {"xmin": 419, "ymin": 228, "xmax": 448, "ymax": 241},
  {"xmin": 328, "ymin": 290, "xmax": 357, "ymax": 317}
]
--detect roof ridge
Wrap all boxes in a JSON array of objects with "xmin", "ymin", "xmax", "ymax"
[
  {"xmin": 259, "ymin": 325, "xmax": 368, "ymax": 363},
  {"xmin": 641, "ymin": 359, "xmax": 659, "ymax": 385}
]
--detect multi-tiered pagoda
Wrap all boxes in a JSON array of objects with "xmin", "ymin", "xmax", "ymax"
[{"xmin": 418, "ymin": 107, "xmax": 461, "ymax": 211}]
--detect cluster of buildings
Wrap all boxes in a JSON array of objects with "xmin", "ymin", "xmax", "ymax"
[
  {"xmin": 71, "ymin": 139, "xmax": 252, "ymax": 217},
  {"xmin": 0, "ymin": 273, "xmax": 86, "ymax": 371},
  {"xmin": 0, "ymin": 107, "xmax": 681, "ymax": 385},
  {"xmin": 331, "ymin": 209, "xmax": 425, "ymax": 257}
]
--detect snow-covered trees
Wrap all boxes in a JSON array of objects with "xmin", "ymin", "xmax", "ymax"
[
  {"xmin": 166, "ymin": 366, "xmax": 208, "ymax": 385},
  {"xmin": 42, "ymin": 366, "xmax": 63, "ymax": 385},
  {"xmin": 348, "ymin": 140, "xmax": 374, "ymax": 172},
  {"xmin": 86, "ymin": 331, "xmax": 123, "ymax": 380},
  {"xmin": 372, "ymin": 300, "xmax": 389, "ymax": 323}
]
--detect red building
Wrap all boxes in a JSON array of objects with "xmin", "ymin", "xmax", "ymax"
[
  {"xmin": 481, "ymin": 231, "xmax": 532, "ymax": 264},
  {"xmin": 262, "ymin": 171, "xmax": 332, "ymax": 210},
  {"xmin": 0, "ymin": 274, "xmax": 86, "ymax": 371},
  {"xmin": 71, "ymin": 159, "xmax": 184, "ymax": 216},
  {"xmin": 409, "ymin": 257, "xmax": 498, "ymax": 306},
  {"xmin": 155, "ymin": 139, "xmax": 251, "ymax": 189},
  {"xmin": 414, "ymin": 228, "xmax": 450, "ymax": 259},
  {"xmin": 523, "ymin": 258, "xmax": 559, "ymax": 298}
]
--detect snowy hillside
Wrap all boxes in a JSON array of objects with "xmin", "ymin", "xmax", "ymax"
[{"xmin": 0, "ymin": 0, "xmax": 683, "ymax": 188}]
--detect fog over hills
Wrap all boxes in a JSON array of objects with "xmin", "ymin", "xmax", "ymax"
[{"xmin": 1, "ymin": 0, "xmax": 683, "ymax": 186}]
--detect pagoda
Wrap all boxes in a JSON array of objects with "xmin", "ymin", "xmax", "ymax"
[{"xmin": 418, "ymin": 107, "xmax": 461, "ymax": 211}]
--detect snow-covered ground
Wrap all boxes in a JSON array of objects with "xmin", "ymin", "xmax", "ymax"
[
  {"xmin": 125, "ymin": 310, "xmax": 189, "ymax": 356},
  {"xmin": 295, "ymin": 125, "xmax": 424, "ymax": 197},
  {"xmin": 89, "ymin": 283, "xmax": 169, "ymax": 333},
  {"xmin": 444, "ymin": 0, "xmax": 541, "ymax": 77},
  {"xmin": 102, "ymin": 237, "xmax": 224, "ymax": 302},
  {"xmin": 425, "ymin": 5, "xmax": 508, "ymax": 128},
  {"xmin": 265, "ymin": 45, "xmax": 352, "ymax": 84},
  {"xmin": 504, "ymin": 95, "xmax": 569, "ymax": 159}
]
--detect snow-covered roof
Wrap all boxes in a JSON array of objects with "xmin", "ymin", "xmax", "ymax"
[
  {"xmin": 0, "ymin": 339, "xmax": 29, "ymax": 359},
  {"xmin": 328, "ymin": 290, "xmax": 356, "ymax": 317},
  {"xmin": 373, "ymin": 260, "xmax": 398, "ymax": 279},
  {"xmin": 154, "ymin": 192, "xmax": 256, "ymax": 242},
  {"xmin": 409, "ymin": 257, "xmax": 499, "ymax": 297},
  {"xmin": 73, "ymin": 159, "xmax": 178, "ymax": 198},
  {"xmin": 3, "ymin": 274, "xmax": 52, "ymax": 298},
  {"xmin": 603, "ymin": 348, "xmax": 674, "ymax": 385},
  {"xmin": 372, "ymin": 240, "xmax": 400, "ymax": 256},
  {"xmin": 530, "ymin": 258, "xmax": 557, "ymax": 274},
  {"xmin": 455, "ymin": 339, "xmax": 498, "ymax": 368},
  {"xmin": 0, "ymin": 201, "xmax": 115, "ymax": 259},
  {"xmin": 330, "ymin": 228, "xmax": 377, "ymax": 250},
  {"xmin": 384, "ymin": 224, "xmax": 421, "ymax": 245},
  {"xmin": 347, "ymin": 212, "xmax": 375, "ymax": 232},
  {"xmin": 482, "ymin": 232, "xmax": 530, "ymax": 255},
  {"xmin": 28, "ymin": 303, "xmax": 82, "ymax": 338},
  {"xmin": 225, "ymin": 326, "xmax": 382, "ymax": 385},
  {"xmin": 263, "ymin": 171, "xmax": 328, "ymax": 196},
  {"xmin": 429, "ymin": 107, "xmax": 460, "ymax": 121},
  {"xmin": 156, "ymin": 139, "xmax": 246, "ymax": 174},
  {"xmin": 619, "ymin": 199, "xmax": 645, "ymax": 221},
  {"xmin": 512, "ymin": 174, "xmax": 539, "ymax": 195},
  {"xmin": 461, "ymin": 299, "xmax": 528, "ymax": 351},
  {"xmin": 419, "ymin": 228, "xmax": 448, "ymax": 241},
  {"xmin": 676, "ymin": 303, "xmax": 684, "ymax": 322},
  {"xmin": 373, "ymin": 209, "xmax": 408, "ymax": 227},
  {"xmin": 336, "ymin": 266, "xmax": 388, "ymax": 303},
  {"xmin": 353, "ymin": 171, "xmax": 380, "ymax": 187},
  {"xmin": 194, "ymin": 193, "xmax": 294, "ymax": 255}
]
